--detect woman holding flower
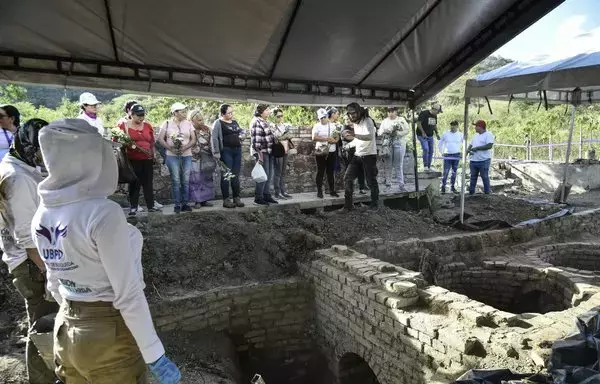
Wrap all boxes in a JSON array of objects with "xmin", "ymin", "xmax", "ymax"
[
  {"xmin": 188, "ymin": 109, "xmax": 215, "ymax": 208},
  {"xmin": 211, "ymin": 104, "xmax": 245, "ymax": 209},
  {"xmin": 117, "ymin": 104, "xmax": 158, "ymax": 215},
  {"xmin": 378, "ymin": 106, "xmax": 409, "ymax": 192},
  {"xmin": 157, "ymin": 102, "xmax": 196, "ymax": 213}
]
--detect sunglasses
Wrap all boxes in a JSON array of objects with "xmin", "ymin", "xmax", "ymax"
[{"xmin": 276, "ymin": 115, "xmax": 283, "ymax": 118}]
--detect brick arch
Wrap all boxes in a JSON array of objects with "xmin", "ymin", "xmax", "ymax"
[
  {"xmin": 333, "ymin": 339, "xmax": 382, "ymax": 384},
  {"xmin": 510, "ymin": 279, "xmax": 572, "ymax": 314},
  {"xmin": 338, "ymin": 352, "xmax": 381, "ymax": 384}
]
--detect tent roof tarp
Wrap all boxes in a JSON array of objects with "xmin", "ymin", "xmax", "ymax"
[
  {"xmin": 0, "ymin": 0, "xmax": 563, "ymax": 106},
  {"xmin": 465, "ymin": 51, "xmax": 600, "ymax": 104}
]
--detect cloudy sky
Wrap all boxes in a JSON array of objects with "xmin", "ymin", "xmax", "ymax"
[{"xmin": 495, "ymin": 0, "xmax": 600, "ymax": 62}]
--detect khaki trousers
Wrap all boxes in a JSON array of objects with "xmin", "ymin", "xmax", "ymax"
[
  {"xmin": 54, "ymin": 300, "xmax": 148, "ymax": 384},
  {"xmin": 11, "ymin": 259, "xmax": 59, "ymax": 384}
]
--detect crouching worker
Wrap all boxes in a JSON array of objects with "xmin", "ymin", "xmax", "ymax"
[
  {"xmin": 0, "ymin": 118, "xmax": 59, "ymax": 384},
  {"xmin": 31, "ymin": 119, "xmax": 181, "ymax": 383}
]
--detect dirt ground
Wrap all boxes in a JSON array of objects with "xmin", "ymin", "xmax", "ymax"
[{"xmin": 0, "ymin": 192, "xmax": 579, "ymax": 383}]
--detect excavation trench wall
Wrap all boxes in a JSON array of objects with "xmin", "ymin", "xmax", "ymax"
[
  {"xmin": 150, "ymin": 279, "xmax": 330, "ymax": 383},
  {"xmin": 354, "ymin": 209, "xmax": 600, "ymax": 281}
]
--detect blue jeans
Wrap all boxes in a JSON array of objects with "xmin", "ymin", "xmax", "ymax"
[
  {"xmin": 469, "ymin": 159, "xmax": 491, "ymax": 194},
  {"xmin": 220, "ymin": 146, "xmax": 242, "ymax": 199},
  {"xmin": 166, "ymin": 155, "xmax": 192, "ymax": 207},
  {"xmin": 256, "ymin": 153, "xmax": 275, "ymax": 199},
  {"xmin": 418, "ymin": 135, "xmax": 435, "ymax": 168},
  {"xmin": 442, "ymin": 153, "xmax": 460, "ymax": 190}
]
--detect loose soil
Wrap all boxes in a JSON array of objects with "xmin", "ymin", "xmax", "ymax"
[{"xmin": 0, "ymin": 193, "xmax": 572, "ymax": 383}]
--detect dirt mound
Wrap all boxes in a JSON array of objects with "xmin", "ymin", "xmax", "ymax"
[
  {"xmin": 137, "ymin": 206, "xmax": 458, "ymax": 298},
  {"xmin": 435, "ymin": 193, "xmax": 560, "ymax": 226}
]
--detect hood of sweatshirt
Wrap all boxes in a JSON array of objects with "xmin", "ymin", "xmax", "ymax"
[{"xmin": 38, "ymin": 118, "xmax": 118, "ymax": 207}]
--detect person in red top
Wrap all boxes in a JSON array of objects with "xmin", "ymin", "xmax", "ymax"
[{"xmin": 118, "ymin": 104, "xmax": 158, "ymax": 215}]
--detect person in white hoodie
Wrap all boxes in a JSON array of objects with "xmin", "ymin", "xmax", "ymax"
[
  {"xmin": 31, "ymin": 119, "xmax": 180, "ymax": 383},
  {"xmin": 0, "ymin": 118, "xmax": 59, "ymax": 384},
  {"xmin": 77, "ymin": 92, "xmax": 105, "ymax": 137},
  {"xmin": 378, "ymin": 106, "xmax": 409, "ymax": 192}
]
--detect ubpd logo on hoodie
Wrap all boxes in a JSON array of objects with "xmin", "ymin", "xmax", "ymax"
[{"xmin": 35, "ymin": 224, "xmax": 67, "ymax": 260}]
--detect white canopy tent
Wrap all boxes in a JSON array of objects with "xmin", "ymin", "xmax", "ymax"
[
  {"xmin": 0, "ymin": 0, "xmax": 565, "ymax": 195},
  {"xmin": 461, "ymin": 52, "xmax": 600, "ymax": 222},
  {"xmin": 0, "ymin": 0, "xmax": 563, "ymax": 107}
]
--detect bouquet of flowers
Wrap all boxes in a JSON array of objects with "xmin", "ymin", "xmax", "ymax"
[
  {"xmin": 219, "ymin": 160, "xmax": 236, "ymax": 181},
  {"xmin": 170, "ymin": 132, "xmax": 183, "ymax": 153},
  {"xmin": 110, "ymin": 127, "xmax": 135, "ymax": 147},
  {"xmin": 390, "ymin": 121, "xmax": 403, "ymax": 140}
]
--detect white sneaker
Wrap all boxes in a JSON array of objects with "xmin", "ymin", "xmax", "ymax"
[
  {"xmin": 137, "ymin": 206, "xmax": 144, "ymax": 212},
  {"xmin": 154, "ymin": 201, "xmax": 164, "ymax": 209}
]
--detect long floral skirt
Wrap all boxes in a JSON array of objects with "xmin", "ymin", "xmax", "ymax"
[{"xmin": 189, "ymin": 160, "xmax": 215, "ymax": 203}]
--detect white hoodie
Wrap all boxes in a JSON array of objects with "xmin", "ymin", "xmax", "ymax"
[
  {"xmin": 0, "ymin": 155, "xmax": 43, "ymax": 272},
  {"xmin": 31, "ymin": 119, "xmax": 164, "ymax": 364}
]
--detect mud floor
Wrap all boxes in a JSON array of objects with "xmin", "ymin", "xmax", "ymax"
[{"xmin": 0, "ymin": 194, "xmax": 567, "ymax": 383}]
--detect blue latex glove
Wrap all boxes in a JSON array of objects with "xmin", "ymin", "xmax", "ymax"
[{"xmin": 148, "ymin": 355, "xmax": 181, "ymax": 384}]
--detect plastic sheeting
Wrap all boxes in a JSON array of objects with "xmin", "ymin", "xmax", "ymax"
[
  {"xmin": 0, "ymin": 0, "xmax": 564, "ymax": 106},
  {"xmin": 450, "ymin": 369, "xmax": 547, "ymax": 383}
]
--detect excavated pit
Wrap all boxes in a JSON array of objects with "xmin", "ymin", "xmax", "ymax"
[
  {"xmin": 338, "ymin": 353, "xmax": 381, "ymax": 384},
  {"xmin": 537, "ymin": 243, "xmax": 600, "ymax": 271},
  {"xmin": 435, "ymin": 263, "xmax": 574, "ymax": 314}
]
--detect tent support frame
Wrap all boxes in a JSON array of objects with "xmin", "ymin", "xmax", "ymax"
[
  {"xmin": 460, "ymin": 98, "xmax": 470, "ymax": 223},
  {"xmin": 561, "ymin": 104, "xmax": 577, "ymax": 203},
  {"xmin": 0, "ymin": 51, "xmax": 410, "ymax": 103},
  {"xmin": 411, "ymin": 109, "xmax": 419, "ymax": 193}
]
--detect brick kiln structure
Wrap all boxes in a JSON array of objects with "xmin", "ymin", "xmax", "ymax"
[{"xmin": 150, "ymin": 208, "xmax": 600, "ymax": 383}]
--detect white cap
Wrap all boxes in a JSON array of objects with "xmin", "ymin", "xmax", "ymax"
[
  {"xmin": 170, "ymin": 102, "xmax": 187, "ymax": 113},
  {"xmin": 317, "ymin": 108, "xmax": 328, "ymax": 120},
  {"xmin": 79, "ymin": 92, "xmax": 100, "ymax": 106}
]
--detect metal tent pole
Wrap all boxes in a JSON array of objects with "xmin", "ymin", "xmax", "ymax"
[
  {"xmin": 561, "ymin": 104, "xmax": 577, "ymax": 203},
  {"xmin": 579, "ymin": 119, "xmax": 583, "ymax": 159},
  {"xmin": 411, "ymin": 109, "xmax": 419, "ymax": 192},
  {"xmin": 460, "ymin": 98, "xmax": 470, "ymax": 223}
]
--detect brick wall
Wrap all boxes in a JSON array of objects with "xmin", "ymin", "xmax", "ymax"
[
  {"xmin": 150, "ymin": 279, "xmax": 325, "ymax": 382},
  {"xmin": 303, "ymin": 244, "xmax": 600, "ymax": 383},
  {"xmin": 435, "ymin": 262, "xmax": 574, "ymax": 314},
  {"xmin": 537, "ymin": 242, "xmax": 600, "ymax": 271},
  {"xmin": 354, "ymin": 209, "xmax": 600, "ymax": 282},
  {"xmin": 301, "ymin": 246, "xmax": 464, "ymax": 384}
]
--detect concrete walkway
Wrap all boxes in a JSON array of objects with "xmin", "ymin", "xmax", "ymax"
[{"xmin": 128, "ymin": 183, "xmax": 425, "ymax": 217}]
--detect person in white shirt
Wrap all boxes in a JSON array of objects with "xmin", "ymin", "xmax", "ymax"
[
  {"xmin": 312, "ymin": 108, "xmax": 339, "ymax": 198},
  {"xmin": 0, "ymin": 118, "xmax": 59, "ymax": 384},
  {"xmin": 31, "ymin": 118, "xmax": 180, "ymax": 383},
  {"xmin": 378, "ymin": 106, "xmax": 409, "ymax": 192},
  {"xmin": 468, "ymin": 119, "xmax": 495, "ymax": 195},
  {"xmin": 437, "ymin": 120, "xmax": 464, "ymax": 194},
  {"xmin": 77, "ymin": 92, "xmax": 105, "ymax": 137},
  {"xmin": 344, "ymin": 102, "xmax": 379, "ymax": 210}
]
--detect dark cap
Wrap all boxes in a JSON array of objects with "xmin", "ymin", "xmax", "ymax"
[
  {"xmin": 450, "ymin": 120, "xmax": 459, "ymax": 126},
  {"xmin": 473, "ymin": 119, "xmax": 486, "ymax": 129},
  {"xmin": 130, "ymin": 104, "xmax": 145, "ymax": 115}
]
